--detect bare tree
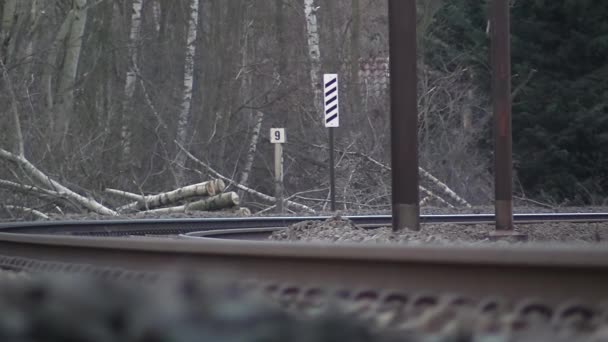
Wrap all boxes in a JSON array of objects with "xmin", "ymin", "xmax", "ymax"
[
  {"xmin": 175, "ymin": 0, "xmax": 200, "ymax": 185},
  {"xmin": 0, "ymin": 0, "xmax": 17, "ymax": 61},
  {"xmin": 238, "ymin": 111, "xmax": 264, "ymax": 198},
  {"xmin": 303, "ymin": 0, "xmax": 322, "ymax": 116},
  {"xmin": 120, "ymin": 0, "xmax": 145, "ymax": 164},
  {"xmin": 52, "ymin": 0, "xmax": 88, "ymax": 147}
]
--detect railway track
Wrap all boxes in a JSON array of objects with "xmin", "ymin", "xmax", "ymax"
[
  {"xmin": 1, "ymin": 212, "xmax": 607, "ymax": 236},
  {"xmin": 0, "ymin": 212, "xmax": 608, "ymax": 308}
]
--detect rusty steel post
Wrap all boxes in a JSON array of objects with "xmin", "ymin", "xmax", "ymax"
[
  {"xmin": 491, "ymin": 0, "xmax": 513, "ymax": 231},
  {"xmin": 389, "ymin": 0, "xmax": 420, "ymax": 231}
]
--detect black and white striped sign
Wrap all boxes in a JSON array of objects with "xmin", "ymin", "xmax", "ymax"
[{"xmin": 324, "ymin": 74, "xmax": 339, "ymax": 127}]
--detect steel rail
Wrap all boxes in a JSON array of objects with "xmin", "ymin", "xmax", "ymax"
[
  {"xmin": 0, "ymin": 213, "xmax": 608, "ymax": 303},
  {"xmin": 0, "ymin": 230, "xmax": 607, "ymax": 306},
  {"xmin": 1, "ymin": 212, "xmax": 607, "ymax": 236}
]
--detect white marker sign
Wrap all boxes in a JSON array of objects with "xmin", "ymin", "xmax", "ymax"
[
  {"xmin": 270, "ymin": 128, "xmax": 286, "ymax": 144},
  {"xmin": 324, "ymin": 74, "xmax": 339, "ymax": 127}
]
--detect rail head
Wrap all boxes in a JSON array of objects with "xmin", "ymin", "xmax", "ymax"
[{"xmin": 1, "ymin": 231, "xmax": 608, "ymax": 270}]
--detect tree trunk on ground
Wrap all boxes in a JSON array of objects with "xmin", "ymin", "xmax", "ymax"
[
  {"xmin": 303, "ymin": 0, "xmax": 322, "ymax": 116},
  {"xmin": 188, "ymin": 192, "xmax": 239, "ymax": 211},
  {"xmin": 175, "ymin": 0, "xmax": 200, "ymax": 185},
  {"xmin": 107, "ymin": 179, "xmax": 226, "ymax": 212},
  {"xmin": 121, "ymin": 0, "xmax": 144, "ymax": 164},
  {"xmin": 136, "ymin": 192, "xmax": 239, "ymax": 216},
  {"xmin": 0, "ymin": 149, "xmax": 117, "ymax": 215},
  {"xmin": 2, "ymin": 206, "xmax": 49, "ymax": 220},
  {"xmin": 176, "ymin": 142, "xmax": 316, "ymax": 213},
  {"xmin": 52, "ymin": 0, "xmax": 88, "ymax": 147}
]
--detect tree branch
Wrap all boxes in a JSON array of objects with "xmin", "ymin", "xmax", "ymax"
[
  {"xmin": 0, "ymin": 149, "xmax": 117, "ymax": 215},
  {"xmin": 2, "ymin": 205, "xmax": 49, "ymax": 220}
]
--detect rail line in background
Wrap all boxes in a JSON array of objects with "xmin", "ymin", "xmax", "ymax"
[
  {"xmin": 0, "ymin": 213, "xmax": 607, "ymax": 308},
  {"xmin": 1, "ymin": 212, "xmax": 608, "ymax": 236}
]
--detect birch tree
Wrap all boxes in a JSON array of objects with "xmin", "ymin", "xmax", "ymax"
[
  {"xmin": 237, "ymin": 111, "xmax": 263, "ymax": 199},
  {"xmin": 52, "ymin": 0, "xmax": 88, "ymax": 147},
  {"xmin": 121, "ymin": 0, "xmax": 145, "ymax": 163},
  {"xmin": 175, "ymin": 0, "xmax": 200, "ymax": 185},
  {"xmin": 350, "ymin": 0, "xmax": 361, "ymax": 114},
  {"xmin": 303, "ymin": 0, "xmax": 322, "ymax": 116}
]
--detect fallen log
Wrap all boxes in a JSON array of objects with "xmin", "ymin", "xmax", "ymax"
[
  {"xmin": 135, "ymin": 192, "xmax": 239, "ymax": 217},
  {"xmin": 175, "ymin": 142, "xmax": 316, "ymax": 213},
  {"xmin": 107, "ymin": 179, "xmax": 226, "ymax": 212},
  {"xmin": 0, "ymin": 149, "xmax": 117, "ymax": 216}
]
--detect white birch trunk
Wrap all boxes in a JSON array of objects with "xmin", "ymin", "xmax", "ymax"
[
  {"xmin": 121, "ymin": 0, "xmax": 144, "ymax": 161},
  {"xmin": 175, "ymin": 0, "xmax": 200, "ymax": 185},
  {"xmin": 151, "ymin": 0, "xmax": 161, "ymax": 33},
  {"xmin": 237, "ymin": 110, "xmax": 263, "ymax": 198},
  {"xmin": 136, "ymin": 192, "xmax": 239, "ymax": 216},
  {"xmin": 176, "ymin": 142, "xmax": 316, "ymax": 213},
  {"xmin": 107, "ymin": 179, "xmax": 225, "ymax": 212},
  {"xmin": 303, "ymin": 0, "xmax": 322, "ymax": 115},
  {"xmin": 53, "ymin": 0, "xmax": 88, "ymax": 145},
  {"xmin": 0, "ymin": 148, "xmax": 117, "ymax": 215},
  {"xmin": 0, "ymin": 179, "xmax": 59, "ymax": 198}
]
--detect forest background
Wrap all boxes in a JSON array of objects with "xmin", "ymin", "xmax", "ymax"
[{"xmin": 1, "ymin": 0, "xmax": 606, "ymax": 218}]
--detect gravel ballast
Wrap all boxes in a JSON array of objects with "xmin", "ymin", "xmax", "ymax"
[{"xmin": 269, "ymin": 216, "xmax": 608, "ymax": 245}]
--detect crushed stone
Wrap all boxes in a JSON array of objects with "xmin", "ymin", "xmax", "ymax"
[{"xmin": 269, "ymin": 216, "xmax": 608, "ymax": 246}]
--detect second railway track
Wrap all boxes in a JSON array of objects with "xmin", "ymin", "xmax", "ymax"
[{"xmin": 1, "ymin": 212, "xmax": 608, "ymax": 236}]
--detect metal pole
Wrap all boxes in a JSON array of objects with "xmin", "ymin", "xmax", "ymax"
[
  {"xmin": 389, "ymin": 0, "xmax": 419, "ymax": 231},
  {"xmin": 491, "ymin": 0, "xmax": 513, "ymax": 231},
  {"xmin": 274, "ymin": 143, "xmax": 284, "ymax": 214},
  {"xmin": 329, "ymin": 127, "xmax": 336, "ymax": 211}
]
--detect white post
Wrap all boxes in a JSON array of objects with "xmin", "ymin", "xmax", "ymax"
[{"xmin": 270, "ymin": 128, "xmax": 286, "ymax": 214}]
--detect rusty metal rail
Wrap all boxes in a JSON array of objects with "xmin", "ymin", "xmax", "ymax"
[{"xmin": 0, "ymin": 215, "xmax": 608, "ymax": 306}]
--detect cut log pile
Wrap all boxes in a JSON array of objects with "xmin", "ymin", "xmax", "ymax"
[
  {"xmin": 105, "ymin": 179, "xmax": 245, "ymax": 216},
  {"xmin": 0, "ymin": 147, "xmax": 247, "ymax": 219}
]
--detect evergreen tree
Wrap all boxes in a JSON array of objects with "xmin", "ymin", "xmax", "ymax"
[{"xmin": 431, "ymin": 0, "xmax": 608, "ymax": 204}]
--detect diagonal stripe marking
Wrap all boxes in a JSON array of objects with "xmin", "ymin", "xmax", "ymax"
[
  {"xmin": 325, "ymin": 78, "xmax": 337, "ymax": 88},
  {"xmin": 325, "ymin": 87, "xmax": 337, "ymax": 97},
  {"xmin": 325, "ymin": 95, "xmax": 337, "ymax": 106},
  {"xmin": 326, "ymin": 114, "xmax": 338, "ymax": 123},
  {"xmin": 325, "ymin": 104, "xmax": 337, "ymax": 114}
]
